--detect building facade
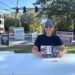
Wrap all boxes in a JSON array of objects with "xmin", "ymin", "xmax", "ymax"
[{"xmin": 0, "ymin": 13, "xmax": 4, "ymax": 34}]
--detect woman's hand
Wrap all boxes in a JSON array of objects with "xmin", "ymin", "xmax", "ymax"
[
  {"xmin": 57, "ymin": 45, "xmax": 67, "ymax": 58},
  {"xmin": 57, "ymin": 52, "xmax": 64, "ymax": 58},
  {"xmin": 36, "ymin": 52, "xmax": 43, "ymax": 58},
  {"xmin": 32, "ymin": 46, "xmax": 43, "ymax": 58}
]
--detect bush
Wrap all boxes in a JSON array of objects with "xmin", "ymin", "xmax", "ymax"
[{"xmin": 9, "ymin": 26, "xmax": 14, "ymax": 33}]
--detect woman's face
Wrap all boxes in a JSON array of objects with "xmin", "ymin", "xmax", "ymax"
[{"xmin": 44, "ymin": 24, "xmax": 54, "ymax": 34}]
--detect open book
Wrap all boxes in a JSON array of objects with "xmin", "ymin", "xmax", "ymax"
[{"xmin": 41, "ymin": 46, "xmax": 60, "ymax": 62}]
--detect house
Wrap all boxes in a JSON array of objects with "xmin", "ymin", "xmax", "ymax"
[{"xmin": 0, "ymin": 13, "xmax": 4, "ymax": 34}]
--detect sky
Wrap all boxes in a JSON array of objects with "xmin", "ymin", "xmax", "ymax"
[{"xmin": 0, "ymin": 0, "xmax": 37, "ymax": 13}]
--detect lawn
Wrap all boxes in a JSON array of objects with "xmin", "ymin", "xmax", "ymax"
[
  {"xmin": 0, "ymin": 48, "xmax": 32, "ymax": 53},
  {"xmin": 0, "ymin": 46, "xmax": 75, "ymax": 53},
  {"xmin": 66, "ymin": 47, "xmax": 75, "ymax": 53}
]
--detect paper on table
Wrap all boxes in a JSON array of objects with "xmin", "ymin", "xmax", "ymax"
[{"xmin": 42, "ymin": 58, "xmax": 60, "ymax": 62}]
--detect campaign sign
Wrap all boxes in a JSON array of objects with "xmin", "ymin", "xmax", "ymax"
[
  {"xmin": 56, "ymin": 31, "xmax": 73, "ymax": 45},
  {"xmin": 1, "ymin": 34, "xmax": 9, "ymax": 45},
  {"xmin": 14, "ymin": 27, "xmax": 24, "ymax": 40},
  {"xmin": 32, "ymin": 31, "xmax": 38, "ymax": 42}
]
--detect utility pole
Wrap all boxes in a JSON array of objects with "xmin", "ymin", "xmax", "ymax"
[
  {"xmin": 15, "ymin": 0, "xmax": 18, "ymax": 27},
  {"xmin": 73, "ymin": 5, "xmax": 75, "ymax": 34},
  {"xmin": 11, "ymin": 0, "xmax": 19, "ymax": 27},
  {"xmin": 12, "ymin": 0, "xmax": 26, "ymax": 27},
  {"xmin": 11, "ymin": 0, "xmax": 39, "ymax": 27},
  {"xmin": 15, "ymin": 12, "xmax": 17, "ymax": 27}
]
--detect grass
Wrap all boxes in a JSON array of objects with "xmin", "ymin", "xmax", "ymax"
[
  {"xmin": 0, "ymin": 46, "xmax": 75, "ymax": 53},
  {"xmin": 0, "ymin": 48, "xmax": 32, "ymax": 53},
  {"xmin": 66, "ymin": 47, "xmax": 75, "ymax": 53}
]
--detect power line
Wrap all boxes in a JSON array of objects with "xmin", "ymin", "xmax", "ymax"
[
  {"xmin": 0, "ymin": 8, "xmax": 11, "ymax": 12},
  {"xmin": 19, "ymin": 0, "xmax": 24, "ymax": 7},
  {"xmin": 0, "ymin": 5, "xmax": 11, "ymax": 10},
  {"xmin": 17, "ymin": 0, "xmax": 18, "ymax": 7},
  {"xmin": 0, "ymin": 8, "xmax": 10, "ymax": 11},
  {"xmin": 0, "ymin": 1, "xmax": 11, "ymax": 8},
  {"xmin": 22, "ymin": 0, "xmax": 25, "ymax": 4},
  {"xmin": 0, "ymin": 5, "xmax": 13, "ymax": 13},
  {"xmin": 8, "ymin": 0, "xmax": 16, "ymax": 6},
  {"xmin": 22, "ymin": 0, "xmax": 27, "ymax": 6}
]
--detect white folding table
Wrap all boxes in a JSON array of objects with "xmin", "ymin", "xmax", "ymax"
[
  {"xmin": 0, "ymin": 52, "xmax": 75, "ymax": 75},
  {"xmin": 0, "ymin": 52, "xmax": 25, "ymax": 75}
]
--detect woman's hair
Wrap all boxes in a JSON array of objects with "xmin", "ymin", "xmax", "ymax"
[{"xmin": 44, "ymin": 29, "xmax": 46, "ymax": 34}]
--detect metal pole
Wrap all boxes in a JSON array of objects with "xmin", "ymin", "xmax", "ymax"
[
  {"xmin": 15, "ymin": 0, "xmax": 18, "ymax": 27},
  {"xmin": 74, "ymin": 16, "xmax": 75, "ymax": 34},
  {"xmin": 17, "ymin": 0, "xmax": 18, "ymax": 7},
  {"xmin": 67, "ymin": 12, "xmax": 68, "ymax": 31},
  {"xmin": 15, "ymin": 13, "xmax": 17, "ymax": 27}
]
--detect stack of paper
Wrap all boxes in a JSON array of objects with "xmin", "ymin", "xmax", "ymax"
[{"xmin": 42, "ymin": 58, "xmax": 60, "ymax": 62}]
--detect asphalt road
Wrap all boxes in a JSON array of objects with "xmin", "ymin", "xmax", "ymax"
[{"xmin": 0, "ymin": 34, "xmax": 75, "ymax": 48}]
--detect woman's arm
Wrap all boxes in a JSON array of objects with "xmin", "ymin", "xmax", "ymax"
[
  {"xmin": 57, "ymin": 45, "xmax": 67, "ymax": 58},
  {"xmin": 32, "ymin": 46, "xmax": 43, "ymax": 58}
]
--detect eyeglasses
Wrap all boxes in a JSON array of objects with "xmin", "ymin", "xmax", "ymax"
[{"xmin": 45, "ymin": 26, "xmax": 53, "ymax": 28}]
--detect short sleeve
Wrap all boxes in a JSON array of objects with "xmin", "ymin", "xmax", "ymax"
[
  {"xmin": 56, "ymin": 36, "xmax": 63, "ymax": 46},
  {"xmin": 34, "ymin": 35, "xmax": 41, "ymax": 47}
]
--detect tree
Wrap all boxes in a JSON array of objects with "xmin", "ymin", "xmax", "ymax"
[
  {"xmin": 4, "ymin": 10, "xmax": 43, "ymax": 34},
  {"xmin": 20, "ymin": 10, "xmax": 43, "ymax": 33},
  {"xmin": 34, "ymin": 0, "xmax": 75, "ymax": 33},
  {"xmin": 4, "ymin": 14, "xmax": 15, "ymax": 32},
  {"xmin": 4, "ymin": 14, "xmax": 21, "ymax": 33}
]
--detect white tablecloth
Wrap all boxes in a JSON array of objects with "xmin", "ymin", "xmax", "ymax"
[{"xmin": 0, "ymin": 53, "xmax": 75, "ymax": 75}]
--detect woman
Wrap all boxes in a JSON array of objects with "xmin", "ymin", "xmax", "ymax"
[{"xmin": 32, "ymin": 20, "xmax": 66, "ymax": 58}]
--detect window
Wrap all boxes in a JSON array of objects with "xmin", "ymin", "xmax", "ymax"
[
  {"xmin": 2, "ymin": 15, "xmax": 4, "ymax": 19},
  {"xmin": 0, "ymin": 28, "xmax": 3, "ymax": 31},
  {"xmin": 0, "ymin": 15, "xmax": 1, "ymax": 19},
  {"xmin": 0, "ymin": 20, "xmax": 1, "ymax": 24}
]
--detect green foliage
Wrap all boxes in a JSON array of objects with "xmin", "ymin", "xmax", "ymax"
[
  {"xmin": 20, "ymin": 10, "xmax": 43, "ymax": 33},
  {"xmin": 37, "ymin": 25, "xmax": 42, "ymax": 34},
  {"xmin": 34, "ymin": 0, "xmax": 75, "ymax": 32},
  {"xmin": 55, "ymin": 15, "xmax": 73, "ymax": 31},
  {"xmin": 9, "ymin": 26, "xmax": 14, "ymax": 33},
  {"xmin": 29, "ymin": 24, "xmax": 35, "ymax": 33},
  {"xmin": 4, "ymin": 14, "xmax": 21, "ymax": 33},
  {"xmin": 4, "ymin": 14, "xmax": 15, "ymax": 32},
  {"xmin": 4, "ymin": 0, "xmax": 75, "ymax": 34},
  {"xmin": 4, "ymin": 9, "xmax": 43, "ymax": 34}
]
